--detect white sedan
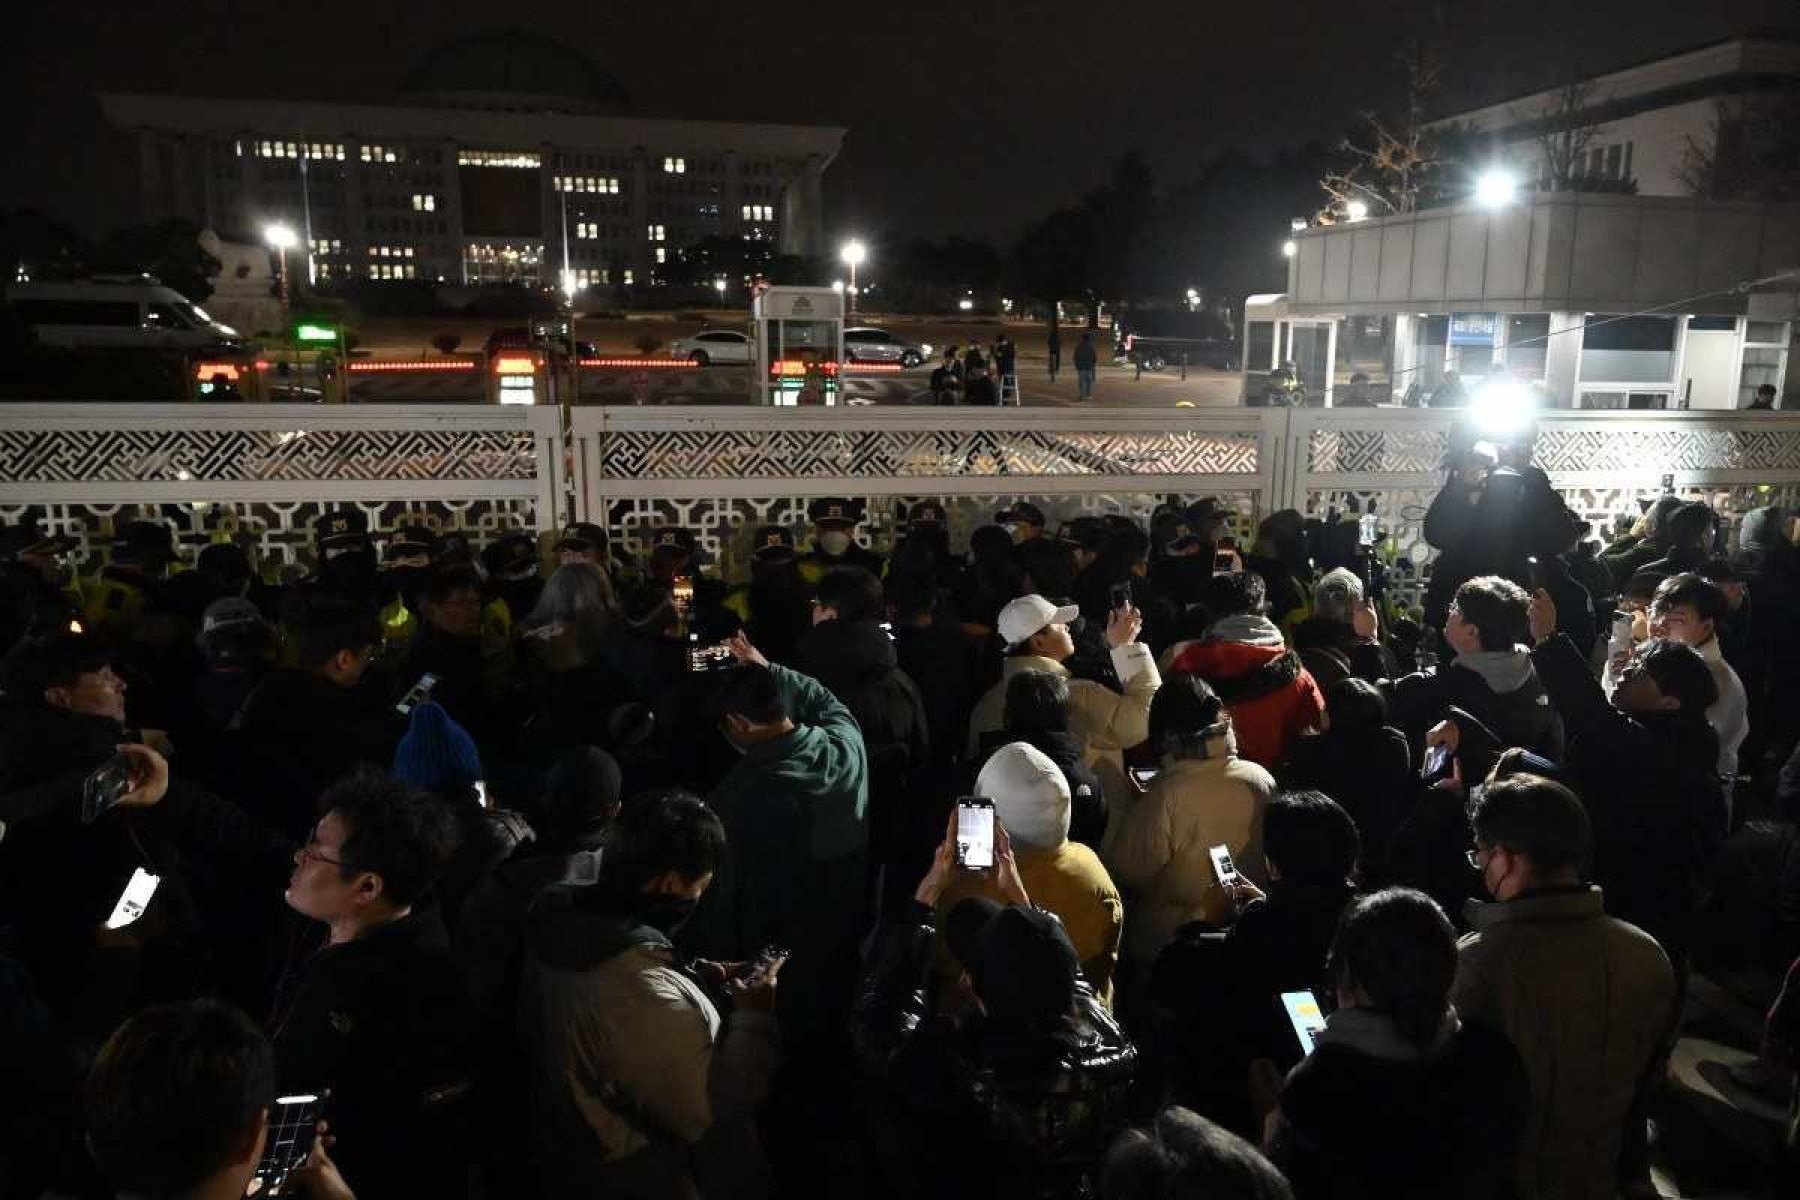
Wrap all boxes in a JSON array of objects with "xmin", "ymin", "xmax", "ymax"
[{"xmin": 670, "ymin": 329, "xmax": 752, "ymax": 366}]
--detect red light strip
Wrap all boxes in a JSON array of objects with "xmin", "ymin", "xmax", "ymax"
[
  {"xmin": 577, "ymin": 358, "xmax": 691, "ymax": 369},
  {"xmin": 345, "ymin": 360, "xmax": 479, "ymax": 373},
  {"xmin": 844, "ymin": 362, "xmax": 904, "ymax": 373}
]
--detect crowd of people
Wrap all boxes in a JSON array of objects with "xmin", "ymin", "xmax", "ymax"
[{"xmin": 2, "ymin": 420, "xmax": 1798, "ymax": 1198}]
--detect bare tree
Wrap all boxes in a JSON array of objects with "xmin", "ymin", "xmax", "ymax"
[
  {"xmin": 1678, "ymin": 94, "xmax": 1800, "ymax": 200},
  {"xmin": 1531, "ymin": 80, "xmax": 1601, "ymax": 190},
  {"xmin": 1320, "ymin": 40, "xmax": 1451, "ymax": 220}
]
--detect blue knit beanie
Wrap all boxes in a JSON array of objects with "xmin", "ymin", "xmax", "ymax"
[{"xmin": 393, "ymin": 701, "xmax": 483, "ymax": 794}]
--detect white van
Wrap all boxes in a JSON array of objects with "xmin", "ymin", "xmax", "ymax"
[{"xmin": 6, "ymin": 276, "xmax": 248, "ymax": 352}]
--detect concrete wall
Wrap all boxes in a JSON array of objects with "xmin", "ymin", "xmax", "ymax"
[{"xmin": 1287, "ymin": 194, "xmax": 1800, "ymax": 317}]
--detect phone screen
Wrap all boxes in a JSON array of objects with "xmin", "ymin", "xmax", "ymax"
[
  {"xmin": 105, "ymin": 867, "xmax": 160, "ymax": 930},
  {"xmin": 1281, "ymin": 990, "xmax": 1328, "ymax": 1056},
  {"xmin": 672, "ymin": 575, "xmax": 694, "ymax": 616},
  {"xmin": 1129, "ymin": 766, "xmax": 1158, "ymax": 788},
  {"xmin": 1213, "ymin": 552, "xmax": 1236, "ymax": 574},
  {"xmin": 395, "ymin": 672, "xmax": 439, "ymax": 717},
  {"xmin": 250, "ymin": 1093, "xmax": 324, "ymax": 1196},
  {"xmin": 1421, "ymin": 743, "xmax": 1453, "ymax": 782},
  {"xmin": 956, "ymin": 798, "xmax": 995, "ymax": 870},
  {"xmin": 1208, "ymin": 844, "xmax": 1239, "ymax": 886},
  {"xmin": 687, "ymin": 635, "xmax": 734, "ymax": 673},
  {"xmin": 1108, "ymin": 581, "xmax": 1133, "ymax": 611}
]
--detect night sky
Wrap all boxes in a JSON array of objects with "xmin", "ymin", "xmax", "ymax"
[{"xmin": 4, "ymin": 0, "xmax": 1793, "ymax": 246}]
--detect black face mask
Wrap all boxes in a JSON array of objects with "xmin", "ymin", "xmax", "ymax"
[
  {"xmin": 638, "ymin": 894, "xmax": 699, "ymax": 935},
  {"xmin": 384, "ymin": 565, "xmax": 431, "ymax": 607},
  {"xmin": 319, "ymin": 550, "xmax": 378, "ymax": 597}
]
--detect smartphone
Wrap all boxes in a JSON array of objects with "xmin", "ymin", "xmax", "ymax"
[
  {"xmin": 249, "ymin": 1092, "xmax": 326, "ymax": 1196},
  {"xmin": 671, "ymin": 575, "xmax": 695, "ymax": 616},
  {"xmin": 394, "ymin": 672, "xmax": 439, "ymax": 717},
  {"xmin": 955, "ymin": 797, "xmax": 996, "ymax": 870},
  {"xmin": 1108, "ymin": 580, "xmax": 1133, "ymax": 611},
  {"xmin": 747, "ymin": 945, "xmax": 789, "ymax": 979},
  {"xmin": 1524, "ymin": 555, "xmax": 1544, "ymax": 591},
  {"xmin": 1208, "ymin": 844, "xmax": 1239, "ymax": 886},
  {"xmin": 472, "ymin": 780, "xmax": 488, "ymax": 809},
  {"xmin": 1421, "ymin": 743, "xmax": 1454, "ymax": 783},
  {"xmin": 105, "ymin": 867, "xmax": 160, "ymax": 930},
  {"xmin": 1212, "ymin": 551, "xmax": 1237, "ymax": 574},
  {"xmin": 1281, "ymin": 990, "xmax": 1328, "ymax": 1056},
  {"xmin": 1216, "ymin": 536, "xmax": 1237, "ymax": 553},
  {"xmin": 1129, "ymin": 766, "xmax": 1159, "ymax": 789},
  {"xmin": 82, "ymin": 752, "xmax": 137, "ymax": 824},
  {"xmin": 1607, "ymin": 611, "xmax": 1636, "ymax": 661},
  {"xmin": 687, "ymin": 634, "xmax": 734, "ymax": 673}
]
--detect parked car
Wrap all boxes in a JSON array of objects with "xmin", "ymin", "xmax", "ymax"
[
  {"xmin": 7, "ymin": 277, "xmax": 247, "ymax": 353},
  {"xmin": 843, "ymin": 326, "xmax": 931, "ymax": 368},
  {"xmin": 669, "ymin": 329, "xmax": 752, "ymax": 366}
]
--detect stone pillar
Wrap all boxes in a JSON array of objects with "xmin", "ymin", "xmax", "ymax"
[
  {"xmin": 782, "ymin": 156, "xmax": 825, "ymax": 259},
  {"xmin": 1544, "ymin": 312, "xmax": 1584, "ymax": 408}
]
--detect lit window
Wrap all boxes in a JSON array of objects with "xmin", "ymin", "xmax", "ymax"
[
  {"xmin": 655, "ymin": 247, "xmax": 666, "ymax": 264},
  {"xmin": 623, "ymin": 269, "xmax": 634, "ymax": 285},
  {"xmin": 234, "ymin": 139, "xmax": 243, "ymax": 157},
  {"xmin": 648, "ymin": 224, "xmax": 665, "ymax": 241},
  {"xmin": 663, "ymin": 157, "xmax": 685, "ymax": 174},
  {"xmin": 457, "ymin": 150, "xmax": 541, "ymax": 168},
  {"xmin": 412, "ymin": 194, "xmax": 436, "ymax": 212}
]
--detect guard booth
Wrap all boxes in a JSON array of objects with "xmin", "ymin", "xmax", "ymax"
[{"xmin": 752, "ymin": 285, "xmax": 844, "ymax": 405}]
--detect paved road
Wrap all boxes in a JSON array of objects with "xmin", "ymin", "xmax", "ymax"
[{"xmin": 345, "ymin": 358, "xmax": 1242, "ymax": 407}]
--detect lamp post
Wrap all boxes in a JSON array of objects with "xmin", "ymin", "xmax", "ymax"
[
  {"xmin": 263, "ymin": 222, "xmax": 297, "ymax": 307},
  {"xmin": 840, "ymin": 239, "xmax": 866, "ymax": 314}
]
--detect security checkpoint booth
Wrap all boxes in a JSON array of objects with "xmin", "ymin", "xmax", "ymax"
[
  {"xmin": 1247, "ymin": 192, "xmax": 1800, "ymax": 410},
  {"xmin": 752, "ymin": 285, "xmax": 845, "ymax": 405}
]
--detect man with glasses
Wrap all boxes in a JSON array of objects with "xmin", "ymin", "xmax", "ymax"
[
  {"xmin": 1454, "ymin": 774, "xmax": 1675, "ymax": 1200},
  {"xmin": 1606, "ymin": 572, "xmax": 1748, "ymax": 819},
  {"xmin": 1526, "ymin": 587, "xmax": 1723, "ymax": 971},
  {"xmin": 272, "ymin": 769, "xmax": 474, "ymax": 1199}
]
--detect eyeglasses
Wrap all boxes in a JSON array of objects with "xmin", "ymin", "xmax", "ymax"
[
  {"xmin": 1466, "ymin": 846, "xmax": 1491, "ymax": 871},
  {"xmin": 297, "ymin": 840, "xmax": 360, "ymax": 871}
]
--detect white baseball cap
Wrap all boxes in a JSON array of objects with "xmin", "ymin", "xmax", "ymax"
[
  {"xmin": 977, "ymin": 741, "xmax": 1071, "ymax": 851},
  {"xmin": 998, "ymin": 594, "xmax": 1080, "ymax": 650}
]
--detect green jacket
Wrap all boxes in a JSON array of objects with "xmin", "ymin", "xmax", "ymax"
[{"xmin": 689, "ymin": 663, "xmax": 869, "ymax": 960}]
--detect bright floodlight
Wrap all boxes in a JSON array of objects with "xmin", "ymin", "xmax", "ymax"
[
  {"xmin": 1470, "ymin": 378, "xmax": 1537, "ymax": 439},
  {"xmin": 263, "ymin": 223, "xmax": 297, "ymax": 250},
  {"xmin": 830, "ymin": 280, "xmax": 846, "ymax": 294},
  {"xmin": 1475, "ymin": 167, "xmax": 1519, "ymax": 208},
  {"xmin": 1282, "ymin": 240, "xmax": 1298, "ymax": 258},
  {"xmin": 1344, "ymin": 200, "xmax": 1369, "ymax": 222},
  {"xmin": 958, "ymin": 297, "xmax": 974, "ymax": 311},
  {"xmin": 840, "ymin": 239, "xmax": 867, "ymax": 267},
  {"xmin": 1290, "ymin": 218, "xmax": 1309, "ymax": 233}
]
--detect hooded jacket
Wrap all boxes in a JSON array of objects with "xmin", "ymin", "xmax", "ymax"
[
  {"xmin": 1167, "ymin": 615, "xmax": 1324, "ymax": 769},
  {"xmin": 685, "ymin": 663, "xmax": 869, "ymax": 963},
  {"xmin": 967, "ymin": 642, "xmax": 1161, "ymax": 808},
  {"xmin": 794, "ymin": 617, "xmax": 930, "ymax": 767},
  {"xmin": 1453, "ymin": 887, "xmax": 1675, "ymax": 1200},
  {"xmin": 521, "ymin": 884, "xmax": 779, "ymax": 1200},
  {"xmin": 1281, "ymin": 724, "xmax": 1414, "ymax": 880},
  {"xmin": 233, "ymin": 667, "xmax": 402, "ymax": 839},
  {"xmin": 1103, "ymin": 724, "xmax": 1275, "ymax": 961},
  {"xmin": 1383, "ymin": 646, "xmax": 1564, "ymax": 766}
]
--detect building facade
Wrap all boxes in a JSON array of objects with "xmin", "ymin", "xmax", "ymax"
[
  {"xmin": 100, "ymin": 32, "xmax": 844, "ymax": 291},
  {"xmin": 1426, "ymin": 35, "xmax": 1800, "ymax": 197}
]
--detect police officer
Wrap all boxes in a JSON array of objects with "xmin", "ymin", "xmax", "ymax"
[
  {"xmin": 555, "ymin": 521, "xmax": 641, "ymax": 591},
  {"xmin": 0, "ymin": 518, "xmax": 80, "ymax": 645},
  {"xmin": 376, "ymin": 524, "xmax": 435, "ymax": 649},
  {"xmin": 798, "ymin": 497, "xmax": 883, "ymax": 585},
  {"xmin": 84, "ymin": 520, "xmax": 177, "ymax": 634},
  {"xmin": 482, "ymin": 531, "xmax": 546, "ymax": 633},
  {"xmin": 305, "ymin": 510, "xmax": 380, "ymax": 608},
  {"xmin": 888, "ymin": 500, "xmax": 954, "ymax": 587},
  {"xmin": 723, "ymin": 525, "xmax": 811, "ymax": 665},
  {"xmin": 996, "ymin": 502, "xmax": 1049, "ymax": 549}
]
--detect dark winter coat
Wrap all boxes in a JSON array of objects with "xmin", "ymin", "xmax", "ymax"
[
  {"xmin": 853, "ymin": 903, "xmax": 1137, "ymax": 1198},
  {"xmin": 1274, "ymin": 1009, "xmax": 1528, "ymax": 1200},
  {"xmin": 269, "ymin": 908, "xmax": 476, "ymax": 1200},
  {"xmin": 233, "ymin": 667, "xmax": 402, "ymax": 838},
  {"xmin": 1421, "ymin": 463, "xmax": 1569, "ymax": 629},
  {"xmin": 1531, "ymin": 633, "xmax": 1725, "ymax": 963},
  {"xmin": 793, "ymin": 618, "xmax": 930, "ymax": 769},
  {"xmin": 1379, "ymin": 650, "xmax": 1564, "ymax": 768},
  {"xmin": 1281, "ymin": 724, "xmax": 1413, "ymax": 879}
]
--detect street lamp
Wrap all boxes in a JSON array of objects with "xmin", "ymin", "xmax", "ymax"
[
  {"xmin": 713, "ymin": 278, "xmax": 728, "ymax": 302},
  {"xmin": 830, "ymin": 279, "xmax": 846, "ymax": 295},
  {"xmin": 1475, "ymin": 166, "xmax": 1520, "ymax": 208},
  {"xmin": 263, "ymin": 222, "xmax": 298, "ymax": 306},
  {"xmin": 840, "ymin": 239, "xmax": 867, "ymax": 313}
]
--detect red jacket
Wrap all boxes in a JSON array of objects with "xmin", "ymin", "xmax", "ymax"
[{"xmin": 1169, "ymin": 638, "xmax": 1325, "ymax": 770}]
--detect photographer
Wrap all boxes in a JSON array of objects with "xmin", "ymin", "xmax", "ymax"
[
  {"xmin": 523, "ymin": 787, "xmax": 779, "ymax": 1200},
  {"xmin": 1422, "ymin": 414, "xmax": 1568, "ymax": 634}
]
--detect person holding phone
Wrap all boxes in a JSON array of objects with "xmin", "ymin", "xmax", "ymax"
[
  {"xmin": 852, "ymin": 805, "xmax": 1136, "ymax": 1197},
  {"xmin": 1260, "ymin": 889, "xmax": 1528, "ymax": 1200},
  {"xmin": 523, "ymin": 788, "xmax": 781, "ymax": 1200},
  {"xmin": 935, "ymin": 742, "xmax": 1124, "ymax": 1005}
]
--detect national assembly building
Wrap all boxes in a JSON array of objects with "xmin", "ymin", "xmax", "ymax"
[{"xmin": 99, "ymin": 30, "xmax": 845, "ymax": 290}]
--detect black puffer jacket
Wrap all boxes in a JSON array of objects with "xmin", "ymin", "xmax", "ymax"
[
  {"xmin": 853, "ymin": 904, "xmax": 1137, "ymax": 1198},
  {"xmin": 1280, "ymin": 724, "xmax": 1414, "ymax": 879},
  {"xmin": 793, "ymin": 618, "xmax": 930, "ymax": 767}
]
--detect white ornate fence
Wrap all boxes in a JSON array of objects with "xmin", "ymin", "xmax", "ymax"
[
  {"xmin": 0, "ymin": 404, "xmax": 564, "ymax": 572},
  {"xmin": 5, "ymin": 402, "xmax": 1800, "ymax": 590}
]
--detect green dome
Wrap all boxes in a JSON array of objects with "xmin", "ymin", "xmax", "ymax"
[{"xmin": 400, "ymin": 31, "xmax": 630, "ymax": 112}]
